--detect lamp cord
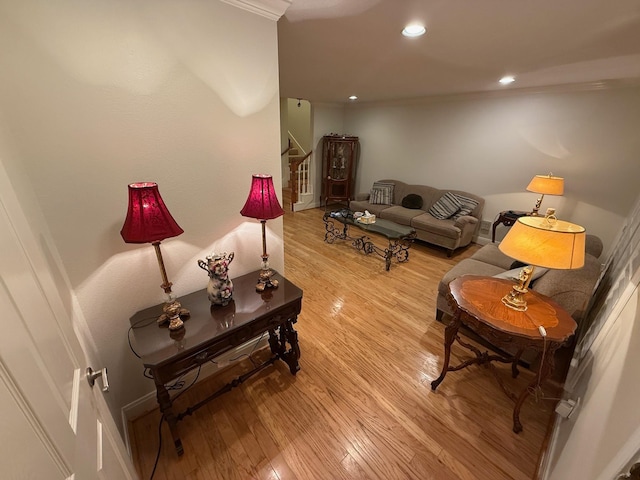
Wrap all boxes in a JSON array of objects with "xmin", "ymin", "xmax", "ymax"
[{"xmin": 142, "ymin": 332, "xmax": 267, "ymax": 479}]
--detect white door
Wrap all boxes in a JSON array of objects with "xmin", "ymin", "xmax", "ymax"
[{"xmin": 0, "ymin": 162, "xmax": 137, "ymax": 479}]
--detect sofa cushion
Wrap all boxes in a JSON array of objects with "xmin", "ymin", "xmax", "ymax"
[
  {"xmin": 531, "ymin": 254, "xmax": 602, "ymax": 320},
  {"xmin": 401, "ymin": 193, "xmax": 424, "ymax": 209},
  {"xmin": 370, "ymin": 181, "xmax": 394, "ymax": 205},
  {"xmin": 379, "ymin": 205, "xmax": 425, "ymax": 225},
  {"xmin": 428, "ymin": 192, "xmax": 462, "ymax": 219},
  {"xmin": 348, "ymin": 200, "xmax": 391, "ymax": 217},
  {"xmin": 410, "ymin": 213, "xmax": 461, "ymax": 240},
  {"xmin": 451, "ymin": 194, "xmax": 480, "ymax": 220},
  {"xmin": 438, "ymin": 259, "xmax": 505, "ymax": 296},
  {"xmin": 470, "ymin": 243, "xmax": 515, "ymax": 270}
]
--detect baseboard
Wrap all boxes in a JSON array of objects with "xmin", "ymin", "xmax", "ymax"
[
  {"xmin": 293, "ymin": 199, "xmax": 320, "ymax": 212},
  {"xmin": 474, "ymin": 235, "xmax": 491, "ymax": 245},
  {"xmin": 121, "ymin": 334, "xmax": 269, "ymax": 453}
]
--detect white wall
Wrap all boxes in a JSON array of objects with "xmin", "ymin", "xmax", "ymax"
[
  {"xmin": 544, "ymin": 192, "xmax": 640, "ymax": 479},
  {"xmin": 342, "ymin": 86, "xmax": 640, "ymax": 256},
  {"xmin": 287, "ymin": 98, "xmax": 312, "ymax": 153},
  {"xmin": 0, "ymin": 0, "xmax": 284, "ymax": 435},
  {"xmin": 547, "ymin": 285, "xmax": 640, "ymax": 479}
]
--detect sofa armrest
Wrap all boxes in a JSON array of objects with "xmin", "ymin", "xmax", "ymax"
[
  {"xmin": 454, "ymin": 215, "xmax": 478, "ymax": 229},
  {"xmin": 355, "ymin": 192, "xmax": 370, "ymax": 201}
]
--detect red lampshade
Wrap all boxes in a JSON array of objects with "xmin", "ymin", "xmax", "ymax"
[
  {"xmin": 120, "ymin": 182, "xmax": 184, "ymax": 243},
  {"xmin": 240, "ymin": 174, "xmax": 285, "ymax": 220}
]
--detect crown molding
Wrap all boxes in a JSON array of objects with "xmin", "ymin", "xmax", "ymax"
[
  {"xmin": 344, "ymin": 78, "xmax": 640, "ymax": 108},
  {"xmin": 220, "ymin": 0, "xmax": 292, "ymax": 21}
]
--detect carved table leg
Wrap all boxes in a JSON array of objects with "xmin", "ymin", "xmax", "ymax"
[
  {"xmin": 512, "ymin": 348, "xmax": 524, "ymax": 378},
  {"xmin": 155, "ymin": 382, "xmax": 183, "ymax": 455},
  {"xmin": 281, "ymin": 318, "xmax": 301, "ymax": 375},
  {"xmin": 269, "ymin": 321, "xmax": 301, "ymax": 375},
  {"xmin": 431, "ymin": 311, "xmax": 461, "ymax": 391}
]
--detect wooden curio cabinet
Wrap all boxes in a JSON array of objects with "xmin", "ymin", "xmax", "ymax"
[{"xmin": 322, "ymin": 134, "xmax": 359, "ymax": 207}]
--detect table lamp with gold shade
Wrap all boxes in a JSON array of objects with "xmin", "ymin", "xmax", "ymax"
[
  {"xmin": 498, "ymin": 212, "xmax": 585, "ymax": 314},
  {"xmin": 527, "ymin": 173, "xmax": 564, "ymax": 216}
]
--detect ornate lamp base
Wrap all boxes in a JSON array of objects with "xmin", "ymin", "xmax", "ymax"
[
  {"xmin": 256, "ymin": 268, "xmax": 279, "ymax": 292},
  {"xmin": 501, "ymin": 286, "xmax": 529, "ymax": 311},
  {"xmin": 501, "ymin": 265, "xmax": 534, "ymax": 312},
  {"xmin": 158, "ymin": 298, "xmax": 190, "ymax": 330}
]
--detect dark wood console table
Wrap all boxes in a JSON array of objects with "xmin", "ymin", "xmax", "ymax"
[
  {"xmin": 492, "ymin": 210, "xmax": 529, "ymax": 242},
  {"xmin": 129, "ymin": 270, "xmax": 302, "ymax": 455},
  {"xmin": 431, "ymin": 275, "xmax": 576, "ymax": 433}
]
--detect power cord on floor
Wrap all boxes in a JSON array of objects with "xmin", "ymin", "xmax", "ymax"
[
  {"xmin": 148, "ymin": 414, "xmax": 164, "ymax": 480},
  {"xmin": 143, "ymin": 332, "xmax": 267, "ymax": 479}
]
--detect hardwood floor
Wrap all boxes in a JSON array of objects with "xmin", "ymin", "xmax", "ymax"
[{"xmin": 129, "ymin": 207, "xmax": 558, "ymax": 480}]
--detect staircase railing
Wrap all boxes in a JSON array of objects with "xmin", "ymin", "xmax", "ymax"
[{"xmin": 289, "ymin": 150, "xmax": 312, "ymax": 207}]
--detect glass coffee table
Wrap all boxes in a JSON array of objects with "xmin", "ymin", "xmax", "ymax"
[{"xmin": 323, "ymin": 209, "xmax": 417, "ymax": 270}]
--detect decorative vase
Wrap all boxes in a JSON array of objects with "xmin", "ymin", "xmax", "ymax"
[{"xmin": 197, "ymin": 252, "xmax": 234, "ymax": 306}]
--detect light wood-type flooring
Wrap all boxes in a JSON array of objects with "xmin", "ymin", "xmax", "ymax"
[{"xmin": 129, "ymin": 207, "xmax": 560, "ymax": 480}]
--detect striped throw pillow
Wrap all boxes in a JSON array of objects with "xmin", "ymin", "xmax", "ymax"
[
  {"xmin": 369, "ymin": 181, "xmax": 394, "ymax": 205},
  {"xmin": 451, "ymin": 194, "xmax": 479, "ymax": 220},
  {"xmin": 429, "ymin": 192, "xmax": 462, "ymax": 219}
]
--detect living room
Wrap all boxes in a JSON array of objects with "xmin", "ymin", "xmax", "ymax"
[{"xmin": 1, "ymin": 1, "xmax": 639, "ymax": 479}]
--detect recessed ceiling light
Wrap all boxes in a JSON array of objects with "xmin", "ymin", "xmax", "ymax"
[
  {"xmin": 499, "ymin": 76, "xmax": 515, "ymax": 85},
  {"xmin": 348, "ymin": 95, "xmax": 358, "ymax": 100},
  {"xmin": 402, "ymin": 24, "xmax": 426, "ymax": 37}
]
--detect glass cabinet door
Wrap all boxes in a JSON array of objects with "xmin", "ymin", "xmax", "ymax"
[{"xmin": 323, "ymin": 135, "xmax": 359, "ymax": 207}]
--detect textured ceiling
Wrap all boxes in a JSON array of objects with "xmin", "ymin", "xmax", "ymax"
[{"xmin": 277, "ymin": 0, "xmax": 640, "ymax": 103}]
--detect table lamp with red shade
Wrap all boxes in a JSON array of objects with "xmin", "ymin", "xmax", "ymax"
[
  {"xmin": 121, "ymin": 182, "xmax": 189, "ymax": 330},
  {"xmin": 240, "ymin": 174, "xmax": 285, "ymax": 291}
]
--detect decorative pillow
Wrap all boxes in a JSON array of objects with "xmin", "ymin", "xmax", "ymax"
[
  {"xmin": 428, "ymin": 192, "xmax": 462, "ymax": 219},
  {"xmin": 493, "ymin": 267, "xmax": 549, "ymax": 282},
  {"xmin": 451, "ymin": 194, "xmax": 479, "ymax": 220},
  {"xmin": 369, "ymin": 181, "xmax": 394, "ymax": 205},
  {"xmin": 401, "ymin": 194, "xmax": 423, "ymax": 209}
]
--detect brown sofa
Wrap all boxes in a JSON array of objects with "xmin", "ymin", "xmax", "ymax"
[
  {"xmin": 437, "ymin": 234, "xmax": 604, "ymax": 329},
  {"xmin": 435, "ymin": 234, "xmax": 603, "ymax": 369},
  {"xmin": 349, "ymin": 179, "xmax": 484, "ymax": 256}
]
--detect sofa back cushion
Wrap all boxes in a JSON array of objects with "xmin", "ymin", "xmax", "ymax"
[
  {"xmin": 370, "ymin": 180, "xmax": 484, "ymax": 220},
  {"xmin": 532, "ymin": 254, "xmax": 602, "ymax": 323},
  {"xmin": 370, "ymin": 181, "xmax": 395, "ymax": 205}
]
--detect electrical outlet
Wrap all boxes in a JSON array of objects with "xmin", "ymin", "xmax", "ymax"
[{"xmin": 479, "ymin": 220, "xmax": 491, "ymax": 235}]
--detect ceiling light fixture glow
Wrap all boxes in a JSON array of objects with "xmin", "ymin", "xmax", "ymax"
[
  {"xmin": 499, "ymin": 75, "xmax": 516, "ymax": 85},
  {"xmin": 348, "ymin": 95, "xmax": 358, "ymax": 100},
  {"xmin": 402, "ymin": 24, "xmax": 426, "ymax": 37}
]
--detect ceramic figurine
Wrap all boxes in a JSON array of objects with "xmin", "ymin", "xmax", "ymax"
[{"xmin": 198, "ymin": 252, "xmax": 234, "ymax": 306}]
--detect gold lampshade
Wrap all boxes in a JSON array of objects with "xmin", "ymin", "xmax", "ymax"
[
  {"xmin": 526, "ymin": 174, "xmax": 565, "ymax": 196},
  {"xmin": 498, "ymin": 215, "xmax": 585, "ymax": 311},
  {"xmin": 526, "ymin": 174, "xmax": 564, "ymax": 215}
]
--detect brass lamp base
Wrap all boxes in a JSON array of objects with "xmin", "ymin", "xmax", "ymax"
[
  {"xmin": 256, "ymin": 268, "xmax": 279, "ymax": 292},
  {"xmin": 158, "ymin": 299, "xmax": 190, "ymax": 330},
  {"xmin": 501, "ymin": 265, "xmax": 534, "ymax": 312},
  {"xmin": 502, "ymin": 286, "xmax": 529, "ymax": 311}
]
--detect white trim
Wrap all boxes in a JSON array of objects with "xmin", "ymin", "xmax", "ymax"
[
  {"xmin": 0, "ymin": 359, "xmax": 72, "ymax": 478},
  {"xmin": 220, "ymin": 0, "xmax": 292, "ymax": 21},
  {"xmin": 345, "ymin": 79, "xmax": 640, "ymax": 108},
  {"xmin": 597, "ymin": 427, "xmax": 640, "ymax": 480}
]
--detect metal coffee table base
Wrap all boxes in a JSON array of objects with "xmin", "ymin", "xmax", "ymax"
[{"xmin": 323, "ymin": 217, "xmax": 416, "ymax": 270}]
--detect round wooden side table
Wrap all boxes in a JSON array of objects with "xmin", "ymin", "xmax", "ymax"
[{"xmin": 431, "ymin": 275, "xmax": 576, "ymax": 433}]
